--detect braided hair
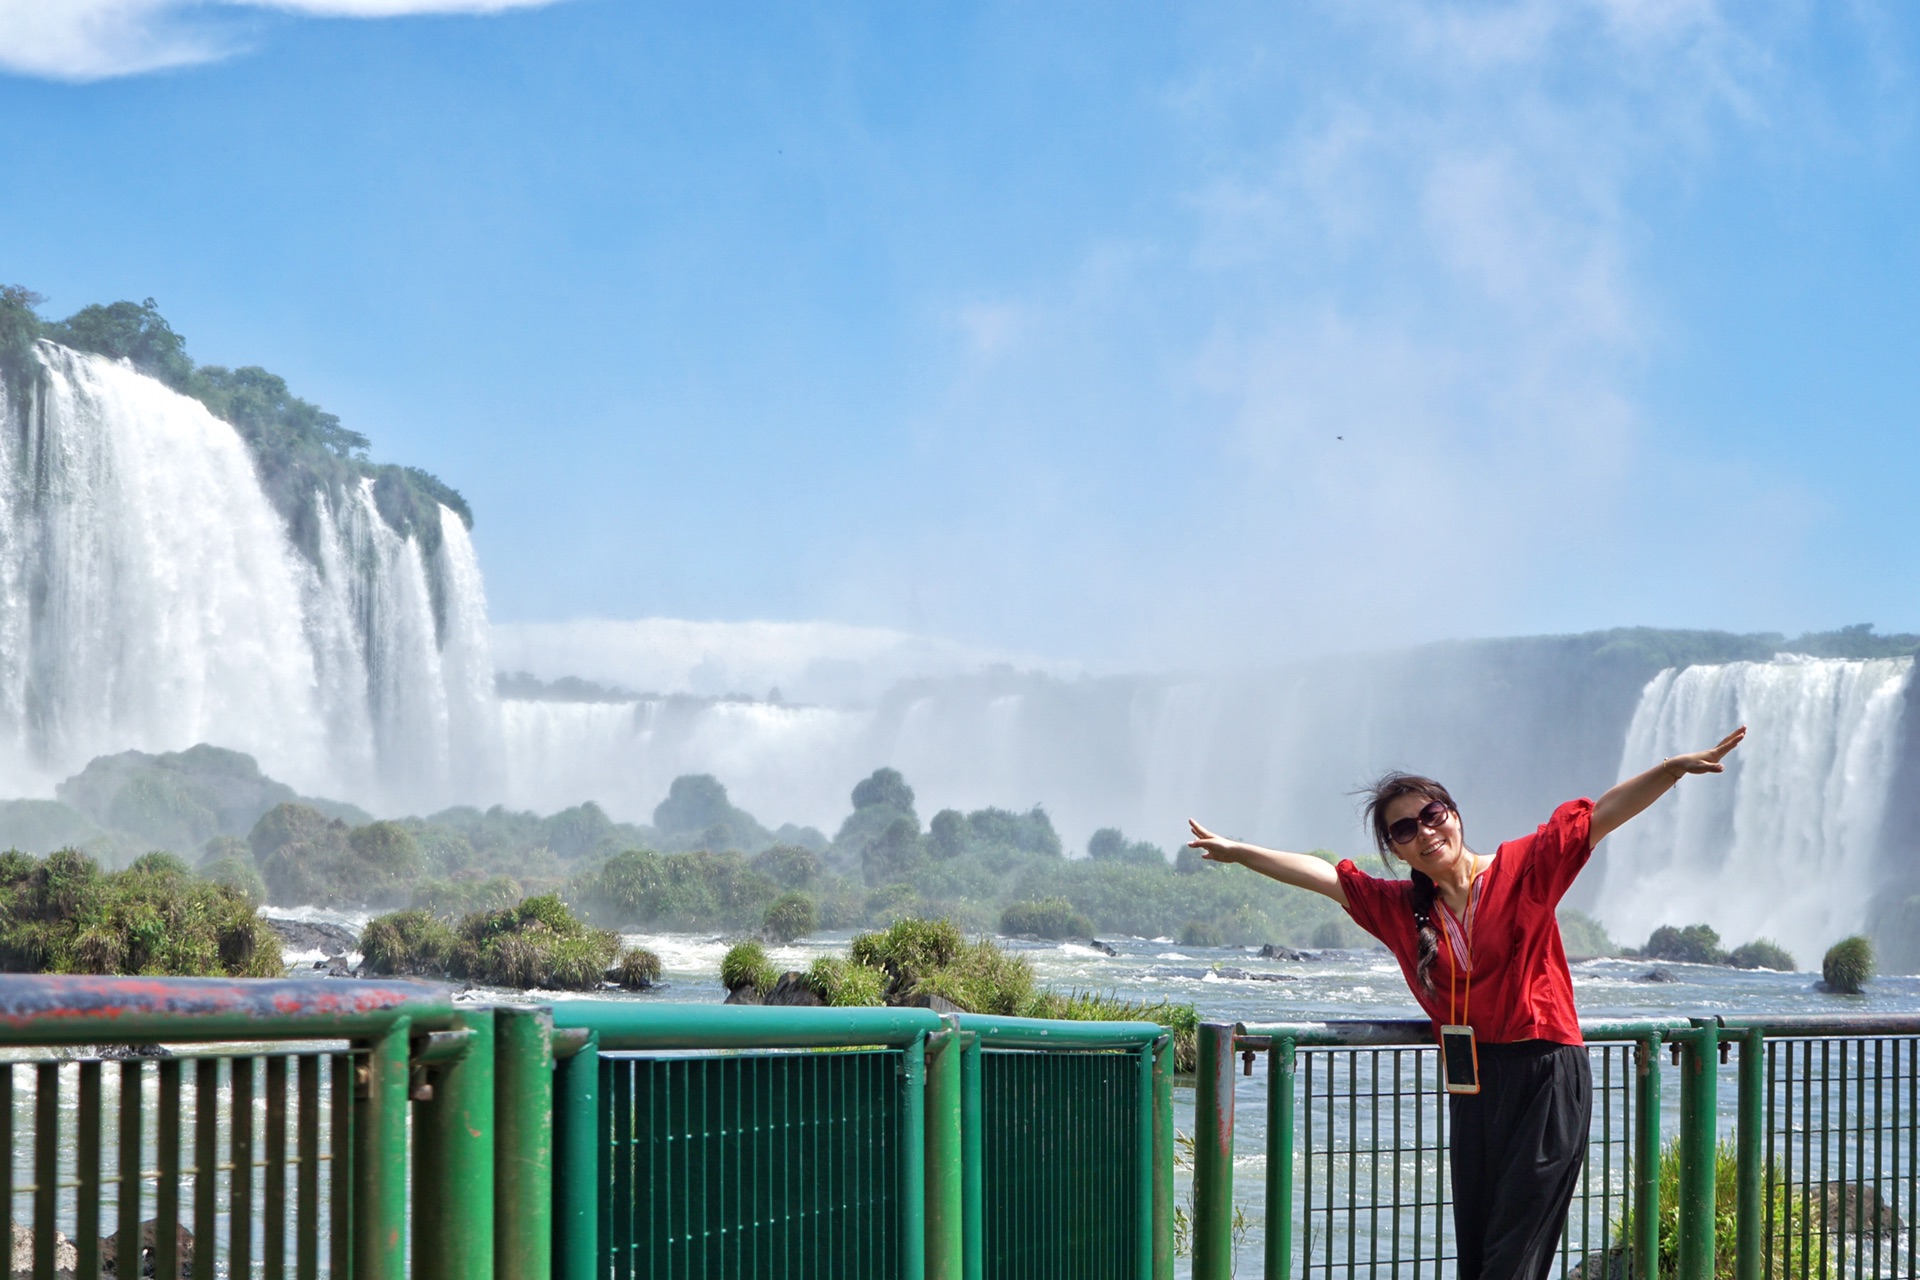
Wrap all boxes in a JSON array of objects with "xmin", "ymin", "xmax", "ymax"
[{"xmin": 1360, "ymin": 773, "xmax": 1462, "ymax": 998}]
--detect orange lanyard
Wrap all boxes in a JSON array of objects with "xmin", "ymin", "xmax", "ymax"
[{"xmin": 1442, "ymin": 856, "xmax": 1481, "ymax": 1027}]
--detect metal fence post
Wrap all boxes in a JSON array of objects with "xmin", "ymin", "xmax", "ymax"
[
  {"xmin": 1193, "ymin": 1023, "xmax": 1237, "ymax": 1280},
  {"xmin": 1734, "ymin": 1026, "xmax": 1763, "ymax": 1280},
  {"xmin": 412, "ymin": 1008, "xmax": 495, "ymax": 1280},
  {"xmin": 1266, "ymin": 1037, "xmax": 1296, "ymax": 1280},
  {"xmin": 553, "ymin": 1029, "xmax": 599, "ymax": 1280},
  {"xmin": 925, "ymin": 1025, "xmax": 964, "ymax": 1280},
  {"xmin": 1136, "ymin": 1040, "xmax": 1156, "ymax": 1280},
  {"xmin": 1153, "ymin": 1036, "xmax": 1175, "ymax": 1280},
  {"xmin": 1635, "ymin": 1034, "xmax": 1663, "ymax": 1280},
  {"xmin": 903, "ymin": 1032, "xmax": 929, "ymax": 1280},
  {"xmin": 1678, "ymin": 1021, "xmax": 1720, "ymax": 1280},
  {"xmin": 960, "ymin": 1032, "xmax": 984, "ymax": 1280},
  {"xmin": 355, "ymin": 1015, "xmax": 411, "ymax": 1280},
  {"xmin": 496, "ymin": 1006, "xmax": 555, "ymax": 1280}
]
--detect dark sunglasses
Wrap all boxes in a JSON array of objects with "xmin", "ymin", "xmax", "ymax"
[{"xmin": 1387, "ymin": 800, "xmax": 1453, "ymax": 847}]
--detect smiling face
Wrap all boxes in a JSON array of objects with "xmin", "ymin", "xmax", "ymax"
[{"xmin": 1382, "ymin": 792, "xmax": 1466, "ymax": 876}]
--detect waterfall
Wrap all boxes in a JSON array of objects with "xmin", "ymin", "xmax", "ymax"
[
  {"xmin": 1594, "ymin": 655, "xmax": 1913, "ymax": 965},
  {"xmin": 0, "ymin": 344, "xmax": 495, "ymax": 814}
]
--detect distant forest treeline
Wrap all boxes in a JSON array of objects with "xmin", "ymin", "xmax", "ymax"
[
  {"xmin": 0, "ymin": 742, "xmax": 1621, "ymax": 956},
  {"xmin": 0, "ymin": 284, "xmax": 467, "ymax": 559}
]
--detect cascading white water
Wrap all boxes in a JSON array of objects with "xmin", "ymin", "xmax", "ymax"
[
  {"xmin": 0, "ymin": 345, "xmax": 327, "ymax": 792},
  {"xmin": 1594, "ymin": 655, "xmax": 1913, "ymax": 965},
  {"xmin": 0, "ymin": 344, "xmax": 495, "ymax": 813}
]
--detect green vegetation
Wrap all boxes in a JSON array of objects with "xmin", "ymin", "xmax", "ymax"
[
  {"xmin": 785, "ymin": 918, "xmax": 1200, "ymax": 1067},
  {"xmin": 361, "ymin": 893, "xmax": 640, "ymax": 990},
  {"xmin": 1557, "ymin": 908, "xmax": 1617, "ymax": 959},
  {"xmin": 721, "ymin": 941, "xmax": 778, "ymax": 997},
  {"xmin": 999, "ymin": 896, "xmax": 1093, "ymax": 939},
  {"xmin": 0, "ymin": 289, "xmax": 470, "ymax": 560},
  {"xmin": 1641, "ymin": 923, "xmax": 1726, "ymax": 965},
  {"xmin": 0, "ymin": 849, "xmax": 280, "ymax": 977},
  {"xmin": 806, "ymin": 955, "xmax": 888, "ymax": 1006},
  {"xmin": 762, "ymin": 891, "xmax": 817, "ymax": 943},
  {"xmin": 1606, "ymin": 1139, "xmax": 1820, "ymax": 1279},
  {"xmin": 1823, "ymin": 935, "xmax": 1874, "ymax": 995},
  {"xmin": 1726, "ymin": 939, "xmax": 1795, "ymax": 971},
  {"xmin": 1630, "ymin": 922, "xmax": 1792, "ymax": 971}
]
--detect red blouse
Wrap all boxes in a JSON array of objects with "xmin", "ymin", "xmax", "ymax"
[{"xmin": 1336, "ymin": 798, "xmax": 1593, "ymax": 1046}]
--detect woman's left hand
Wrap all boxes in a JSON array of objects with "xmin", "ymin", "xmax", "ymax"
[{"xmin": 1665, "ymin": 726, "xmax": 1746, "ymax": 777}]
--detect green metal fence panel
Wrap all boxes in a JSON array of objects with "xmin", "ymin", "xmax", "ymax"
[
  {"xmin": 978, "ymin": 1048, "xmax": 1143, "ymax": 1280},
  {"xmin": 1, "ymin": 1050, "xmax": 361, "ymax": 1280},
  {"xmin": 1757, "ymin": 1033, "xmax": 1917, "ymax": 1280},
  {"xmin": 601, "ymin": 1049, "xmax": 907, "ymax": 1280}
]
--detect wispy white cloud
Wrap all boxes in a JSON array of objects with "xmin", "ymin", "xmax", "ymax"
[
  {"xmin": 0, "ymin": 0, "xmax": 562, "ymax": 81},
  {"xmin": 887, "ymin": 0, "xmax": 1858, "ymax": 666}
]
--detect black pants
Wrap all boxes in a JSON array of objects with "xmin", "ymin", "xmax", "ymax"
[{"xmin": 1448, "ymin": 1040, "xmax": 1592, "ymax": 1280}]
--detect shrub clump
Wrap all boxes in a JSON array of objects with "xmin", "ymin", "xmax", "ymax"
[
  {"xmin": 1179, "ymin": 919, "xmax": 1225, "ymax": 948},
  {"xmin": 805, "ymin": 956, "xmax": 887, "ymax": 1006},
  {"xmin": 1823, "ymin": 935, "xmax": 1874, "ymax": 995},
  {"xmin": 362, "ymin": 894, "xmax": 619, "ymax": 990},
  {"xmin": 999, "ymin": 896, "xmax": 1093, "ymax": 940},
  {"xmin": 360, "ymin": 910, "xmax": 459, "ymax": 976},
  {"xmin": 761, "ymin": 891, "xmax": 817, "ymax": 943},
  {"xmin": 1727, "ymin": 939, "xmax": 1796, "ymax": 972},
  {"xmin": 1641, "ymin": 923, "xmax": 1726, "ymax": 965},
  {"xmin": 0, "ymin": 848, "xmax": 280, "ymax": 977},
  {"xmin": 613, "ymin": 946, "xmax": 662, "ymax": 990},
  {"xmin": 802, "ymin": 916, "xmax": 1199, "ymax": 1065},
  {"xmin": 721, "ymin": 941, "xmax": 778, "ymax": 997}
]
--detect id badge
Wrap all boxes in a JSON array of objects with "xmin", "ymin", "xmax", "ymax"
[{"xmin": 1440, "ymin": 1024, "xmax": 1480, "ymax": 1095}]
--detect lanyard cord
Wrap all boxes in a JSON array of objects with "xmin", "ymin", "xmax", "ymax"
[{"xmin": 1444, "ymin": 855, "xmax": 1481, "ymax": 1027}]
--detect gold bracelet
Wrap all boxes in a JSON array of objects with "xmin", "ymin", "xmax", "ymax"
[{"xmin": 1663, "ymin": 757, "xmax": 1684, "ymax": 781}]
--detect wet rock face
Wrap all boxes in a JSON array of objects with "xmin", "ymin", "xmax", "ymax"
[
  {"xmin": 99, "ymin": 1219, "xmax": 195, "ymax": 1278},
  {"xmin": 10, "ymin": 1223, "xmax": 77, "ymax": 1277},
  {"xmin": 264, "ymin": 917, "xmax": 359, "ymax": 958}
]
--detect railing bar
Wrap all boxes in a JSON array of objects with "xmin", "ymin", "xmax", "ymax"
[
  {"xmin": 1368, "ymin": 1048, "xmax": 1379, "ymax": 1278},
  {"xmin": 0, "ymin": 1066, "xmax": 11, "ymax": 1280},
  {"xmin": 1411, "ymin": 1048, "xmax": 1421, "ymax": 1280},
  {"xmin": 265, "ymin": 1055, "xmax": 286, "ymax": 1280},
  {"xmin": 1896, "ymin": 1043, "xmax": 1912, "ymax": 1280},
  {"xmin": 33, "ymin": 1062, "xmax": 57, "ymax": 1280},
  {"xmin": 1766, "ymin": 1038, "xmax": 1777, "ymax": 1280},
  {"xmin": 1839, "ymin": 1038, "xmax": 1851, "ymax": 1280},
  {"xmin": 296, "ymin": 1055, "xmax": 319, "ymax": 1280},
  {"xmin": 328, "ymin": 1052, "xmax": 352, "ymax": 1280},
  {"xmin": 77, "ymin": 1061, "xmax": 101, "ymax": 1280},
  {"xmin": 1866, "ymin": 1043, "xmax": 1881, "ymax": 1280},
  {"xmin": 1797, "ymin": 1043, "xmax": 1812, "ymax": 1280},
  {"xmin": 1346, "ymin": 1052, "xmax": 1356, "ymax": 1278},
  {"xmin": 232, "ymin": 1056, "xmax": 254, "ymax": 1280},
  {"xmin": 157, "ymin": 1058, "xmax": 181, "ymax": 1280},
  {"xmin": 1390, "ymin": 1050, "xmax": 1402, "ymax": 1278},
  {"xmin": 1302, "ymin": 1049, "xmax": 1315, "ymax": 1278},
  {"xmin": 192, "ymin": 1056, "xmax": 216, "ymax": 1280},
  {"xmin": 115, "ymin": 1061, "xmax": 139, "ymax": 1280}
]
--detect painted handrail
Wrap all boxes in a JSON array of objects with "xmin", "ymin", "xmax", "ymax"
[
  {"xmin": 549, "ymin": 999, "xmax": 945, "ymax": 1048},
  {"xmin": 0, "ymin": 974, "xmax": 456, "ymax": 1044},
  {"xmin": 955, "ymin": 1011, "xmax": 1166, "ymax": 1049}
]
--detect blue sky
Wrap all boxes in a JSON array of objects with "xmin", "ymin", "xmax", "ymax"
[{"xmin": 3, "ymin": 1, "xmax": 1917, "ymax": 671}]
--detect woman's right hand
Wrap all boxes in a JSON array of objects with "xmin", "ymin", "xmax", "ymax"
[{"xmin": 1187, "ymin": 819, "xmax": 1241, "ymax": 865}]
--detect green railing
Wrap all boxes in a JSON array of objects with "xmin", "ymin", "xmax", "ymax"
[
  {"xmin": 8, "ymin": 977, "xmax": 1909, "ymax": 1280},
  {"xmin": 549, "ymin": 1003, "xmax": 1176, "ymax": 1280},
  {"xmin": 1191, "ymin": 1014, "xmax": 1920, "ymax": 1280},
  {"xmin": 0, "ymin": 974, "xmax": 456, "ymax": 1280}
]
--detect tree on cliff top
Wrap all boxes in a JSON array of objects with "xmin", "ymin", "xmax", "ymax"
[{"xmin": 0, "ymin": 288, "xmax": 471, "ymax": 561}]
